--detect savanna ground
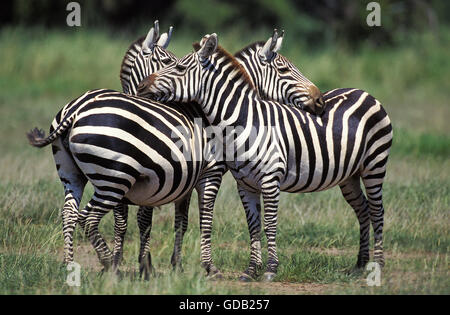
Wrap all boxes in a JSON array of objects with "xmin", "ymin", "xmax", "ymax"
[{"xmin": 0, "ymin": 27, "xmax": 449, "ymax": 294}]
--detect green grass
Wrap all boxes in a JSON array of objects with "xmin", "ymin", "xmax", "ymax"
[{"xmin": 0, "ymin": 26, "xmax": 448, "ymax": 294}]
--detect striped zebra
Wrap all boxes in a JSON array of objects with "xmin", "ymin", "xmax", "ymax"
[
  {"xmin": 117, "ymin": 21, "xmax": 197, "ymax": 273},
  {"xmin": 26, "ymin": 26, "xmax": 322, "ymax": 278},
  {"xmin": 120, "ymin": 21, "xmax": 176, "ymax": 95},
  {"xmin": 137, "ymin": 33, "xmax": 393, "ymax": 282},
  {"xmin": 233, "ymin": 31, "xmax": 325, "ymax": 115},
  {"xmin": 27, "ymin": 88, "xmax": 220, "ymax": 279},
  {"xmin": 116, "ymin": 29, "xmax": 324, "ymax": 276},
  {"xmin": 25, "ymin": 22, "xmax": 206, "ymax": 279}
]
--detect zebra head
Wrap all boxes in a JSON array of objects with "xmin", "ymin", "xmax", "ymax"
[
  {"xmin": 120, "ymin": 20, "xmax": 177, "ymax": 95},
  {"xmin": 235, "ymin": 30, "xmax": 325, "ymax": 115},
  {"xmin": 137, "ymin": 33, "xmax": 226, "ymax": 103}
]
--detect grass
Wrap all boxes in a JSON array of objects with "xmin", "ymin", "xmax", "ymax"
[{"xmin": 0, "ymin": 26, "xmax": 449, "ymax": 295}]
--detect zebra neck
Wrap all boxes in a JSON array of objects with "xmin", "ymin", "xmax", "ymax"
[
  {"xmin": 199, "ymin": 77, "xmax": 258, "ymax": 130},
  {"xmin": 234, "ymin": 53, "xmax": 262, "ymax": 97}
]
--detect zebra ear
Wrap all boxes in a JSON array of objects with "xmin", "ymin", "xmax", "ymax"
[
  {"xmin": 259, "ymin": 29, "xmax": 278, "ymax": 61},
  {"xmin": 157, "ymin": 26, "xmax": 173, "ymax": 49},
  {"xmin": 142, "ymin": 20, "xmax": 160, "ymax": 53},
  {"xmin": 198, "ymin": 33, "xmax": 218, "ymax": 59},
  {"xmin": 272, "ymin": 30, "xmax": 284, "ymax": 53}
]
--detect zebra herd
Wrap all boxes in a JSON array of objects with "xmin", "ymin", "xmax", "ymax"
[{"xmin": 27, "ymin": 21, "xmax": 392, "ymax": 282}]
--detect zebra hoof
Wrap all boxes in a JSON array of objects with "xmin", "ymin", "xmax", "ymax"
[
  {"xmin": 238, "ymin": 273, "xmax": 254, "ymax": 282},
  {"xmin": 262, "ymin": 272, "xmax": 276, "ymax": 282},
  {"xmin": 207, "ymin": 271, "xmax": 223, "ymax": 281},
  {"xmin": 346, "ymin": 265, "xmax": 364, "ymax": 276}
]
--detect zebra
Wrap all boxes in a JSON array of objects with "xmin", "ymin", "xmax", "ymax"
[
  {"xmin": 116, "ymin": 28, "xmax": 325, "ymax": 276},
  {"xmin": 233, "ymin": 30, "xmax": 325, "ymax": 115},
  {"xmin": 26, "ymin": 25, "xmax": 323, "ymax": 278},
  {"xmin": 25, "ymin": 22, "xmax": 203, "ymax": 279},
  {"xmin": 137, "ymin": 33, "xmax": 393, "ymax": 282},
  {"xmin": 120, "ymin": 20, "xmax": 176, "ymax": 95},
  {"xmin": 27, "ymin": 88, "xmax": 221, "ymax": 279}
]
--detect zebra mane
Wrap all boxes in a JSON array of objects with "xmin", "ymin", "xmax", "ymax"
[
  {"xmin": 119, "ymin": 36, "xmax": 146, "ymax": 86},
  {"xmin": 193, "ymin": 42, "xmax": 256, "ymax": 91},
  {"xmin": 233, "ymin": 41, "xmax": 265, "ymax": 59}
]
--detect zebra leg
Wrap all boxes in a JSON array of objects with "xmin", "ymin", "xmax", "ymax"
[
  {"xmin": 112, "ymin": 203, "xmax": 129, "ymax": 271},
  {"xmin": 137, "ymin": 206, "xmax": 154, "ymax": 280},
  {"xmin": 196, "ymin": 176, "xmax": 223, "ymax": 278},
  {"xmin": 78, "ymin": 200, "xmax": 114, "ymax": 270},
  {"xmin": 362, "ymin": 178, "xmax": 386, "ymax": 268},
  {"xmin": 237, "ymin": 186, "xmax": 263, "ymax": 282},
  {"xmin": 61, "ymin": 189, "xmax": 84, "ymax": 264},
  {"xmin": 339, "ymin": 175, "xmax": 370, "ymax": 270},
  {"xmin": 53, "ymin": 137, "xmax": 87, "ymax": 264},
  {"xmin": 261, "ymin": 182, "xmax": 281, "ymax": 282},
  {"xmin": 171, "ymin": 194, "xmax": 191, "ymax": 271}
]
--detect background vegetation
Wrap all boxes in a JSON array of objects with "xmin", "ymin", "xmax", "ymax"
[{"xmin": 0, "ymin": 0, "xmax": 448, "ymax": 294}]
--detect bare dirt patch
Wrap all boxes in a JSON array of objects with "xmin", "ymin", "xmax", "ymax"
[
  {"xmin": 217, "ymin": 279, "xmax": 335, "ymax": 294},
  {"xmin": 307, "ymin": 247, "xmax": 439, "ymax": 261}
]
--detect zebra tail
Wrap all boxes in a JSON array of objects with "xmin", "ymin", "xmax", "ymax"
[{"xmin": 27, "ymin": 116, "xmax": 74, "ymax": 148}]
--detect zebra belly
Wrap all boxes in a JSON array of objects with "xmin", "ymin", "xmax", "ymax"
[{"xmin": 124, "ymin": 173, "xmax": 194, "ymax": 206}]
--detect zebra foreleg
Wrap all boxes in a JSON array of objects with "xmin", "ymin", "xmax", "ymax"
[
  {"xmin": 171, "ymin": 194, "xmax": 191, "ymax": 272},
  {"xmin": 137, "ymin": 206, "xmax": 154, "ymax": 280},
  {"xmin": 339, "ymin": 175, "xmax": 371, "ymax": 270},
  {"xmin": 261, "ymin": 182, "xmax": 281, "ymax": 282},
  {"xmin": 237, "ymin": 186, "xmax": 263, "ymax": 282},
  {"xmin": 197, "ymin": 177, "xmax": 223, "ymax": 279},
  {"xmin": 112, "ymin": 203, "xmax": 129, "ymax": 272}
]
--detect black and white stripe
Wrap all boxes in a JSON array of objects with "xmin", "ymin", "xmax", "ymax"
[
  {"xmin": 120, "ymin": 30, "xmax": 324, "ymax": 276},
  {"xmin": 233, "ymin": 30, "xmax": 325, "ymax": 115},
  {"xmin": 28, "ymin": 89, "xmax": 216, "ymax": 276},
  {"xmin": 120, "ymin": 21, "xmax": 176, "ymax": 95},
  {"xmin": 140, "ymin": 33, "xmax": 393, "ymax": 281},
  {"xmin": 28, "ymin": 28, "xmax": 324, "ymax": 278}
]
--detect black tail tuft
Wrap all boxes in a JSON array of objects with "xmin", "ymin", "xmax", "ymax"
[{"xmin": 26, "ymin": 127, "xmax": 48, "ymax": 148}]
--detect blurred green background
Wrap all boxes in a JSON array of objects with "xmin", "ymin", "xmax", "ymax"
[
  {"xmin": 1, "ymin": 0, "xmax": 449, "ymax": 138},
  {"xmin": 0, "ymin": 0, "xmax": 448, "ymax": 294}
]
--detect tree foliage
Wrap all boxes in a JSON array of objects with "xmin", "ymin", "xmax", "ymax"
[{"xmin": 1, "ymin": 0, "xmax": 447, "ymax": 47}]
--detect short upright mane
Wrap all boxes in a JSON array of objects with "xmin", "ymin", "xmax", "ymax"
[
  {"xmin": 193, "ymin": 42, "xmax": 256, "ymax": 91},
  {"xmin": 233, "ymin": 41, "xmax": 265, "ymax": 59},
  {"xmin": 119, "ymin": 36, "xmax": 145, "ymax": 82}
]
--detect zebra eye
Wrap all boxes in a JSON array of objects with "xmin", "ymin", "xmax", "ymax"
[
  {"xmin": 176, "ymin": 64, "xmax": 187, "ymax": 71},
  {"xmin": 278, "ymin": 67, "xmax": 290, "ymax": 74},
  {"xmin": 161, "ymin": 57, "xmax": 174, "ymax": 64}
]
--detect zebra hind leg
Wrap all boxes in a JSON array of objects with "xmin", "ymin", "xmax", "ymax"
[
  {"xmin": 78, "ymin": 200, "xmax": 115, "ymax": 271},
  {"xmin": 362, "ymin": 177, "xmax": 386, "ymax": 268},
  {"xmin": 112, "ymin": 203, "xmax": 129, "ymax": 273},
  {"xmin": 171, "ymin": 194, "xmax": 191, "ymax": 272},
  {"xmin": 137, "ymin": 206, "xmax": 154, "ymax": 280},
  {"xmin": 53, "ymin": 138, "xmax": 87, "ymax": 264},
  {"xmin": 61, "ymin": 189, "xmax": 84, "ymax": 264},
  {"xmin": 339, "ymin": 174, "xmax": 370, "ymax": 271}
]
